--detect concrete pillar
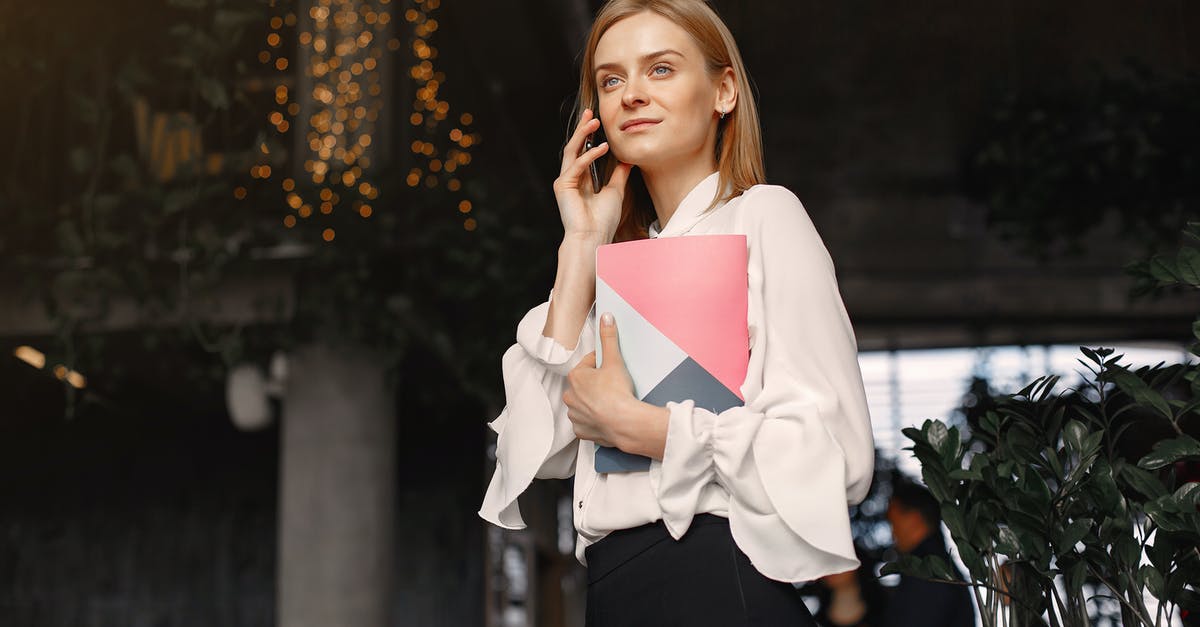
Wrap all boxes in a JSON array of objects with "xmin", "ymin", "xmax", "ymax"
[{"xmin": 278, "ymin": 343, "xmax": 396, "ymax": 627}]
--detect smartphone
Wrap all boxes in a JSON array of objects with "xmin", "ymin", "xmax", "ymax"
[{"xmin": 582, "ymin": 116, "xmax": 607, "ymax": 194}]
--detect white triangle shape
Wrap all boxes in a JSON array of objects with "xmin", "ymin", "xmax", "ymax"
[{"xmin": 595, "ymin": 276, "xmax": 689, "ymax": 399}]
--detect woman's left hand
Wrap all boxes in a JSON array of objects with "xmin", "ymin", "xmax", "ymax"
[{"xmin": 563, "ymin": 312, "xmax": 637, "ymax": 449}]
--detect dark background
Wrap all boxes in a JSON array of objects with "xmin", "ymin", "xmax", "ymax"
[{"xmin": 1, "ymin": 0, "xmax": 1197, "ymax": 625}]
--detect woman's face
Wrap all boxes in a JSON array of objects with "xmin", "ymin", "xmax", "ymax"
[{"xmin": 592, "ymin": 12, "xmax": 725, "ymax": 171}]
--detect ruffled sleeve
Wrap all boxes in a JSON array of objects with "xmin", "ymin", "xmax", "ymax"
[
  {"xmin": 647, "ymin": 186, "xmax": 875, "ymax": 582},
  {"xmin": 478, "ymin": 290, "xmax": 597, "ymax": 529}
]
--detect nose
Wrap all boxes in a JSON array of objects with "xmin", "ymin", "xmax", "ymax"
[{"xmin": 620, "ymin": 77, "xmax": 648, "ymax": 108}]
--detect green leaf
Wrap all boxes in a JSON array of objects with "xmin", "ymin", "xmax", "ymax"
[
  {"xmin": 948, "ymin": 466, "xmax": 981, "ymax": 481},
  {"xmin": 1056, "ymin": 518, "xmax": 1092, "ymax": 555},
  {"xmin": 922, "ymin": 466, "xmax": 953, "ymax": 504},
  {"xmin": 926, "ymin": 420, "xmax": 949, "ymax": 455},
  {"xmin": 1043, "ymin": 404, "xmax": 1067, "ymax": 444},
  {"xmin": 950, "ymin": 453, "xmax": 986, "ymax": 482},
  {"xmin": 1015, "ymin": 526, "xmax": 1049, "ymax": 561},
  {"xmin": 939, "ymin": 425, "xmax": 963, "ymax": 468},
  {"xmin": 1016, "ymin": 378, "xmax": 1041, "ymax": 399},
  {"xmin": 1172, "ymin": 481, "xmax": 1200, "ymax": 508},
  {"xmin": 1043, "ymin": 445, "xmax": 1064, "ymax": 479},
  {"xmin": 1082, "ymin": 430, "xmax": 1104, "ymax": 457},
  {"xmin": 996, "ymin": 526, "xmax": 1022, "ymax": 556},
  {"xmin": 1089, "ymin": 461, "xmax": 1123, "ymax": 511},
  {"xmin": 912, "ymin": 446, "xmax": 945, "ymax": 477},
  {"xmin": 878, "ymin": 561, "xmax": 903, "ymax": 577},
  {"xmin": 1147, "ymin": 256, "xmax": 1178, "ymax": 284},
  {"xmin": 1143, "ymin": 497, "xmax": 1182, "ymax": 531},
  {"xmin": 1121, "ymin": 464, "xmax": 1168, "ymax": 499},
  {"xmin": 1146, "ymin": 532, "xmax": 1175, "ymax": 572},
  {"xmin": 1116, "ymin": 534, "xmax": 1142, "ymax": 566},
  {"xmin": 1103, "ymin": 510, "xmax": 1134, "ymax": 537},
  {"xmin": 1178, "ymin": 588, "xmax": 1200, "ymax": 612},
  {"xmin": 942, "ymin": 504, "xmax": 967, "ymax": 540},
  {"xmin": 981, "ymin": 410, "xmax": 1000, "ymax": 435},
  {"xmin": 1177, "ymin": 247, "xmax": 1200, "ymax": 286},
  {"xmin": 1065, "ymin": 559, "xmax": 1087, "ymax": 593},
  {"xmin": 1025, "ymin": 471, "xmax": 1053, "ymax": 510},
  {"xmin": 957, "ymin": 545, "xmax": 988, "ymax": 582},
  {"xmin": 1041, "ymin": 442, "xmax": 1070, "ymax": 475},
  {"xmin": 924, "ymin": 555, "xmax": 955, "ymax": 581},
  {"xmin": 1032, "ymin": 374, "xmax": 1060, "ymax": 401},
  {"xmin": 1063, "ymin": 419, "xmax": 1087, "ymax": 453},
  {"xmin": 1065, "ymin": 452, "xmax": 1098, "ymax": 486},
  {"xmin": 1007, "ymin": 425, "xmax": 1043, "ymax": 466},
  {"xmin": 967, "ymin": 503, "xmax": 991, "ymax": 548},
  {"xmin": 1138, "ymin": 435, "xmax": 1200, "ymax": 470},
  {"xmin": 1139, "ymin": 564, "xmax": 1164, "ymax": 598},
  {"xmin": 881, "ymin": 553, "xmax": 929, "ymax": 579},
  {"xmin": 1111, "ymin": 369, "xmax": 1173, "ymax": 420},
  {"xmin": 1166, "ymin": 569, "xmax": 1191, "ymax": 604}
]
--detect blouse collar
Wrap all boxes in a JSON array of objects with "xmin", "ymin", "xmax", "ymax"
[{"xmin": 647, "ymin": 170, "xmax": 724, "ymax": 239}]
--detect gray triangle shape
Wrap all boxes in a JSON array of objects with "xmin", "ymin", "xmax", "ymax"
[
  {"xmin": 643, "ymin": 357, "xmax": 744, "ymax": 414},
  {"xmin": 595, "ymin": 358, "xmax": 744, "ymax": 474}
]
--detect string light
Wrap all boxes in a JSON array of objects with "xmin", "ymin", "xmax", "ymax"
[
  {"xmin": 252, "ymin": 0, "xmax": 480, "ymax": 240},
  {"xmin": 273, "ymin": 0, "xmax": 394, "ymax": 241},
  {"xmin": 403, "ymin": 0, "xmax": 480, "ymax": 230}
]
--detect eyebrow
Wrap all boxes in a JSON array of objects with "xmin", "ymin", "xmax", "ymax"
[{"xmin": 594, "ymin": 49, "xmax": 684, "ymax": 75}]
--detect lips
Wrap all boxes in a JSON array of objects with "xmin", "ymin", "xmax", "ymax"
[{"xmin": 620, "ymin": 118, "xmax": 661, "ymax": 131}]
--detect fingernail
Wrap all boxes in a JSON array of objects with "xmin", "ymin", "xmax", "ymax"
[{"xmin": 601, "ymin": 312, "xmax": 614, "ymax": 327}]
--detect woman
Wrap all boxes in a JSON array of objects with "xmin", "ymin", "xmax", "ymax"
[{"xmin": 478, "ymin": 1, "xmax": 875, "ymax": 624}]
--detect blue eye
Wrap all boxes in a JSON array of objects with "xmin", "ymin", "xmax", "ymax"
[
  {"xmin": 652, "ymin": 65, "xmax": 672, "ymax": 76},
  {"xmin": 601, "ymin": 76, "xmax": 619, "ymax": 88}
]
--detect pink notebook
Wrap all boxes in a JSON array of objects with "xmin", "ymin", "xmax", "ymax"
[{"xmin": 594, "ymin": 234, "xmax": 750, "ymax": 473}]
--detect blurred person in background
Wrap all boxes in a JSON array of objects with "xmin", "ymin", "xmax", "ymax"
[{"xmin": 882, "ymin": 481, "xmax": 975, "ymax": 627}]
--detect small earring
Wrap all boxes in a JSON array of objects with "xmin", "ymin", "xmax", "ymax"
[{"xmin": 719, "ymin": 108, "xmax": 726, "ymax": 120}]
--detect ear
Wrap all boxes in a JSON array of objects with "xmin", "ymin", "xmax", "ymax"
[{"xmin": 714, "ymin": 66, "xmax": 737, "ymax": 117}]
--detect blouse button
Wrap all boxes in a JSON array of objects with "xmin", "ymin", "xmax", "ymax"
[{"xmin": 578, "ymin": 500, "xmax": 583, "ymax": 509}]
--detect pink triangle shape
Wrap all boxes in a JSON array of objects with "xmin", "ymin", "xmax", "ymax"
[{"xmin": 596, "ymin": 235, "xmax": 749, "ymax": 400}]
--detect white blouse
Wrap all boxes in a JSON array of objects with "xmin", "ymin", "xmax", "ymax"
[{"xmin": 477, "ymin": 170, "xmax": 875, "ymax": 583}]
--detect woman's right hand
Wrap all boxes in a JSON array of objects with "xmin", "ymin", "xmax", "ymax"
[{"xmin": 552, "ymin": 108, "xmax": 634, "ymax": 244}]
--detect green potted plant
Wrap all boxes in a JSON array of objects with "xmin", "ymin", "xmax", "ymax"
[{"xmin": 885, "ymin": 222, "xmax": 1200, "ymax": 627}]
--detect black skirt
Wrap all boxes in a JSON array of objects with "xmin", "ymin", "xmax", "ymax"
[{"xmin": 584, "ymin": 513, "xmax": 818, "ymax": 627}]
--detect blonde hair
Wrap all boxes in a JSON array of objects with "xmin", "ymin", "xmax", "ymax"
[{"xmin": 570, "ymin": 0, "xmax": 766, "ymax": 242}]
